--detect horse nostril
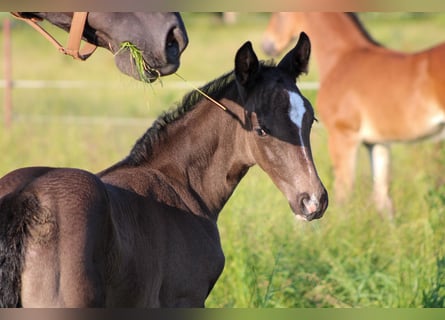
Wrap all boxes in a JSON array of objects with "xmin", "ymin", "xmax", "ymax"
[
  {"xmin": 166, "ymin": 26, "xmax": 188, "ymax": 62},
  {"xmin": 303, "ymin": 198, "xmax": 318, "ymax": 215},
  {"xmin": 320, "ymin": 189, "xmax": 329, "ymax": 213},
  {"xmin": 165, "ymin": 28, "xmax": 180, "ymax": 61},
  {"xmin": 298, "ymin": 193, "xmax": 311, "ymax": 215},
  {"xmin": 297, "ymin": 191, "xmax": 328, "ymax": 221},
  {"xmin": 262, "ymin": 39, "xmax": 278, "ymax": 57}
]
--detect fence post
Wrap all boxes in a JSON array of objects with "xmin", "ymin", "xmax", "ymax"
[{"xmin": 3, "ymin": 18, "xmax": 12, "ymax": 128}]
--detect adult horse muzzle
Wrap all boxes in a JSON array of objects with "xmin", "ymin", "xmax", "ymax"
[
  {"xmin": 114, "ymin": 14, "xmax": 188, "ymax": 82},
  {"xmin": 144, "ymin": 12, "xmax": 188, "ymax": 78}
]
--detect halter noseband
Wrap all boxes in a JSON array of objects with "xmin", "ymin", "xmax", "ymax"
[{"xmin": 11, "ymin": 12, "xmax": 97, "ymax": 61}]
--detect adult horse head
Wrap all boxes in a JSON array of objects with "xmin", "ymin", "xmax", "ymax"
[
  {"xmin": 262, "ymin": 12, "xmax": 301, "ymax": 57},
  {"xmin": 262, "ymin": 12, "xmax": 445, "ymax": 218},
  {"xmin": 15, "ymin": 12, "xmax": 189, "ymax": 82}
]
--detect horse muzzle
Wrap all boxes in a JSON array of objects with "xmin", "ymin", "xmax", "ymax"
[
  {"xmin": 113, "ymin": 14, "xmax": 188, "ymax": 82},
  {"xmin": 262, "ymin": 38, "xmax": 280, "ymax": 57},
  {"xmin": 136, "ymin": 24, "xmax": 188, "ymax": 81},
  {"xmin": 293, "ymin": 190, "xmax": 328, "ymax": 221}
]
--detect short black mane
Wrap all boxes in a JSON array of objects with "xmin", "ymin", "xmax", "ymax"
[
  {"xmin": 125, "ymin": 61, "xmax": 275, "ymax": 165},
  {"xmin": 346, "ymin": 13, "xmax": 382, "ymax": 47},
  {"xmin": 156, "ymin": 70, "xmax": 236, "ymax": 131}
]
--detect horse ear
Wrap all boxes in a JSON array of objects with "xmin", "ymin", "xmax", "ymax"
[
  {"xmin": 277, "ymin": 32, "xmax": 311, "ymax": 79},
  {"xmin": 235, "ymin": 41, "xmax": 260, "ymax": 87}
]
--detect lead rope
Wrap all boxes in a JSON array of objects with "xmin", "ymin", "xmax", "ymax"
[{"xmin": 174, "ymin": 73, "xmax": 227, "ymax": 111}]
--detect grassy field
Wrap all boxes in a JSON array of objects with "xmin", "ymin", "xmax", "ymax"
[{"xmin": 1, "ymin": 12, "xmax": 445, "ymax": 307}]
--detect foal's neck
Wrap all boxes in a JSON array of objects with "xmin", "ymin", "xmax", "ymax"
[
  {"xmin": 157, "ymin": 98, "xmax": 252, "ymax": 220},
  {"xmin": 106, "ymin": 93, "xmax": 253, "ymax": 222},
  {"xmin": 303, "ymin": 12, "xmax": 378, "ymax": 79}
]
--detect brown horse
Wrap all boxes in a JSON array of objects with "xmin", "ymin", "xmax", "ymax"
[
  {"xmin": 13, "ymin": 12, "xmax": 189, "ymax": 82},
  {"xmin": 262, "ymin": 13, "xmax": 445, "ymax": 216},
  {"xmin": 0, "ymin": 33, "xmax": 328, "ymax": 307}
]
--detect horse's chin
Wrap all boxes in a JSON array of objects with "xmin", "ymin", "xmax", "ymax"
[
  {"xmin": 114, "ymin": 51, "xmax": 180, "ymax": 82},
  {"xmin": 156, "ymin": 63, "xmax": 180, "ymax": 77},
  {"xmin": 295, "ymin": 214, "xmax": 310, "ymax": 222}
]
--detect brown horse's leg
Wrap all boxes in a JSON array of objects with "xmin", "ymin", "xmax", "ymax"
[
  {"xmin": 327, "ymin": 130, "xmax": 360, "ymax": 205},
  {"xmin": 368, "ymin": 143, "xmax": 394, "ymax": 218}
]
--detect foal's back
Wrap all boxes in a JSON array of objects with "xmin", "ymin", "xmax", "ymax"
[{"xmin": 0, "ymin": 167, "xmax": 110, "ymax": 307}]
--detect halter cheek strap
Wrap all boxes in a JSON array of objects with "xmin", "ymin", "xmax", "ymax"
[
  {"xmin": 11, "ymin": 12, "xmax": 97, "ymax": 61},
  {"xmin": 64, "ymin": 12, "xmax": 97, "ymax": 60}
]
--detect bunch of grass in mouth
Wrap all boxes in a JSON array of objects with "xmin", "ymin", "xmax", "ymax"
[{"xmin": 119, "ymin": 41, "xmax": 160, "ymax": 84}]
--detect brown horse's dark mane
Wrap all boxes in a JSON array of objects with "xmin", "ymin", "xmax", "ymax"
[
  {"xmin": 156, "ymin": 60, "xmax": 276, "ymax": 128},
  {"xmin": 160, "ymin": 71, "xmax": 236, "ymax": 127},
  {"xmin": 345, "ymin": 13, "xmax": 382, "ymax": 47},
  {"xmin": 125, "ymin": 61, "xmax": 276, "ymax": 166}
]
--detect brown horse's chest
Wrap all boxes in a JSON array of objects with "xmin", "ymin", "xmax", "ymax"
[
  {"xmin": 157, "ymin": 213, "xmax": 225, "ymax": 306},
  {"xmin": 106, "ymin": 201, "xmax": 225, "ymax": 307}
]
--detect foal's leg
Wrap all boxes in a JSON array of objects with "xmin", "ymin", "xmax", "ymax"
[
  {"xmin": 327, "ymin": 130, "xmax": 360, "ymax": 204},
  {"xmin": 367, "ymin": 143, "xmax": 394, "ymax": 218}
]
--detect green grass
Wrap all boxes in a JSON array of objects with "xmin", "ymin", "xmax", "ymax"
[
  {"xmin": 1, "ymin": 12, "xmax": 445, "ymax": 308},
  {"xmin": 118, "ymin": 41, "xmax": 161, "ymax": 83}
]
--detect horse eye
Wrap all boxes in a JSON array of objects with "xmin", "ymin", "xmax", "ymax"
[{"xmin": 255, "ymin": 127, "xmax": 268, "ymax": 137}]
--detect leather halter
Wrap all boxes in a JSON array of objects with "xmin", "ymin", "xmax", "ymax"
[{"xmin": 11, "ymin": 12, "xmax": 97, "ymax": 61}]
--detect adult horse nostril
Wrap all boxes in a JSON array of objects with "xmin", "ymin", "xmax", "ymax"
[
  {"xmin": 165, "ymin": 28, "xmax": 180, "ymax": 62},
  {"xmin": 166, "ymin": 26, "xmax": 188, "ymax": 63},
  {"xmin": 262, "ymin": 39, "xmax": 278, "ymax": 57}
]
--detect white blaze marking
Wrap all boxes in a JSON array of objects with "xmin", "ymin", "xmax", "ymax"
[{"xmin": 288, "ymin": 91, "xmax": 306, "ymax": 128}]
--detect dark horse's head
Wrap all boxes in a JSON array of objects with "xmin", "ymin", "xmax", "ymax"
[
  {"xmin": 24, "ymin": 12, "xmax": 189, "ymax": 82},
  {"xmin": 235, "ymin": 33, "xmax": 328, "ymax": 221}
]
